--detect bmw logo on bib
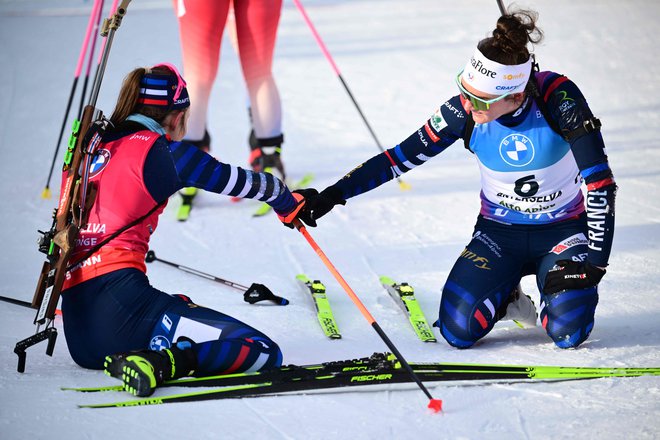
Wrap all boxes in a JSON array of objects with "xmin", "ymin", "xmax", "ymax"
[
  {"xmin": 149, "ymin": 335, "xmax": 171, "ymax": 351},
  {"xmin": 88, "ymin": 149, "xmax": 111, "ymax": 178},
  {"xmin": 499, "ymin": 134, "xmax": 534, "ymax": 167}
]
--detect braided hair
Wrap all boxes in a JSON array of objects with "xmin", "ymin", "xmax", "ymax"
[{"xmin": 478, "ymin": 9, "xmax": 544, "ymax": 66}]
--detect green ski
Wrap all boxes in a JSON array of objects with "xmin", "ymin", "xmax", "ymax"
[
  {"xmin": 296, "ymin": 274, "xmax": 341, "ymax": 339},
  {"xmin": 380, "ymin": 276, "xmax": 436, "ymax": 342},
  {"xmin": 67, "ymin": 352, "xmax": 660, "ymax": 393},
  {"xmin": 253, "ymin": 172, "xmax": 314, "ymax": 217},
  {"xmin": 71, "ymin": 351, "xmax": 660, "ymax": 408},
  {"xmin": 65, "ymin": 353, "xmax": 387, "ymax": 393}
]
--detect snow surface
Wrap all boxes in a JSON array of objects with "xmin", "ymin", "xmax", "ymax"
[{"xmin": 1, "ymin": 0, "xmax": 659, "ymax": 438}]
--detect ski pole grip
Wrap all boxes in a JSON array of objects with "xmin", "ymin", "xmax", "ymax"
[{"xmin": 244, "ymin": 283, "xmax": 289, "ymax": 306}]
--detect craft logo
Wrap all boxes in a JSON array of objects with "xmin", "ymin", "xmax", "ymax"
[
  {"xmin": 499, "ymin": 134, "xmax": 535, "ymax": 167},
  {"xmin": 88, "ymin": 149, "xmax": 111, "ymax": 178},
  {"xmin": 495, "ymin": 84, "xmax": 519, "ymax": 91},
  {"xmin": 443, "ymin": 101, "xmax": 464, "ymax": 118},
  {"xmin": 175, "ymin": 96, "xmax": 190, "ymax": 106}
]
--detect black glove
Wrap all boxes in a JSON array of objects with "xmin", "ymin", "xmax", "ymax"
[
  {"xmin": 544, "ymin": 260, "xmax": 606, "ymax": 294},
  {"xmin": 287, "ymin": 188, "xmax": 321, "ymax": 227},
  {"xmin": 277, "ymin": 190, "xmax": 311, "ymax": 229},
  {"xmin": 302, "ymin": 186, "xmax": 346, "ymax": 224}
]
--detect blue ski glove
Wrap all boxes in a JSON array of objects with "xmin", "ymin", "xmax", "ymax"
[{"xmin": 543, "ymin": 260, "xmax": 606, "ymax": 294}]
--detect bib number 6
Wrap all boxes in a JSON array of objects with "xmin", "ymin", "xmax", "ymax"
[{"xmin": 514, "ymin": 175, "xmax": 539, "ymax": 197}]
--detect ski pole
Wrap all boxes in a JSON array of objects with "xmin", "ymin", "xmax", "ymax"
[
  {"xmin": 89, "ymin": 0, "xmax": 120, "ymax": 103},
  {"xmin": 77, "ymin": 0, "xmax": 105, "ymax": 119},
  {"xmin": 41, "ymin": 0, "xmax": 104, "ymax": 199},
  {"xmin": 496, "ymin": 0, "xmax": 507, "ymax": 15},
  {"xmin": 1, "ymin": 295, "xmax": 32, "ymax": 309},
  {"xmin": 145, "ymin": 251, "xmax": 289, "ymax": 306},
  {"xmin": 292, "ymin": 219, "xmax": 442, "ymax": 413},
  {"xmin": 292, "ymin": 0, "xmax": 410, "ymax": 191},
  {"xmin": 0, "ymin": 295, "xmax": 62, "ymax": 315}
]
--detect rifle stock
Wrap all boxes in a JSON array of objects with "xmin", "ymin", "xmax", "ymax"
[
  {"xmin": 15, "ymin": 1, "xmax": 132, "ymax": 372},
  {"xmin": 17, "ymin": 107, "xmax": 93, "ymax": 371},
  {"xmin": 30, "ymin": 104, "xmax": 94, "ymax": 325}
]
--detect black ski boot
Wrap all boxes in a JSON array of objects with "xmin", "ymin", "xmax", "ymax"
[
  {"xmin": 104, "ymin": 343, "xmax": 197, "ymax": 397},
  {"xmin": 249, "ymin": 132, "xmax": 286, "ymax": 182}
]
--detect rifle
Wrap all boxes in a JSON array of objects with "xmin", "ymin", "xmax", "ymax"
[{"xmin": 14, "ymin": 0, "xmax": 132, "ymax": 373}]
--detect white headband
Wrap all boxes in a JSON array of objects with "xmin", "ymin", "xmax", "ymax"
[{"xmin": 461, "ymin": 47, "xmax": 532, "ymax": 96}]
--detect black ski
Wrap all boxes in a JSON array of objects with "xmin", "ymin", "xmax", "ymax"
[{"xmin": 68, "ymin": 352, "xmax": 660, "ymax": 408}]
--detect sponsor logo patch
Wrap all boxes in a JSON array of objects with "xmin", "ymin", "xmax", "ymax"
[
  {"xmin": 430, "ymin": 110, "xmax": 448, "ymax": 131},
  {"xmin": 149, "ymin": 335, "xmax": 171, "ymax": 351},
  {"xmin": 551, "ymin": 233, "xmax": 588, "ymax": 254},
  {"xmin": 460, "ymin": 248, "xmax": 491, "ymax": 270},
  {"xmin": 161, "ymin": 314, "xmax": 173, "ymax": 332},
  {"xmin": 499, "ymin": 134, "xmax": 535, "ymax": 167},
  {"xmin": 424, "ymin": 122, "xmax": 440, "ymax": 143},
  {"xmin": 89, "ymin": 149, "xmax": 111, "ymax": 178}
]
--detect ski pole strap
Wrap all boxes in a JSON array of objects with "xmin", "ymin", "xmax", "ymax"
[{"xmin": 243, "ymin": 283, "xmax": 289, "ymax": 306}]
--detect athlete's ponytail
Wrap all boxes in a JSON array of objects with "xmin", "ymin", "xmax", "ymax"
[
  {"xmin": 110, "ymin": 67, "xmax": 145, "ymax": 125},
  {"xmin": 479, "ymin": 9, "xmax": 543, "ymax": 66}
]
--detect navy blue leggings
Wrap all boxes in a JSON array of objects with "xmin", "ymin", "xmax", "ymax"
[
  {"xmin": 436, "ymin": 214, "xmax": 598, "ymax": 349},
  {"xmin": 61, "ymin": 268, "xmax": 282, "ymax": 374}
]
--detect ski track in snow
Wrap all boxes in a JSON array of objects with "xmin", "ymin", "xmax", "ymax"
[
  {"xmin": 1, "ymin": 0, "xmax": 660, "ymax": 439},
  {"xmin": 242, "ymin": 398, "xmax": 295, "ymax": 440}
]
